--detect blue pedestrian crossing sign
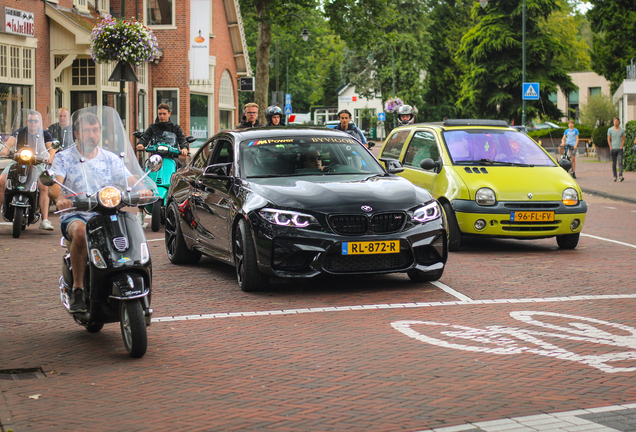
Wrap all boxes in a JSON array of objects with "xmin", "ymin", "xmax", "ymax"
[
  {"xmin": 522, "ymin": 82, "xmax": 540, "ymax": 100},
  {"xmin": 284, "ymin": 105, "xmax": 292, "ymax": 115},
  {"xmin": 378, "ymin": 112, "xmax": 386, "ymax": 121}
]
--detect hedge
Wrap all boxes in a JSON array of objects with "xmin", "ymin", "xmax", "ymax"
[
  {"xmin": 528, "ymin": 125, "xmax": 593, "ymax": 140},
  {"xmin": 625, "ymin": 120, "xmax": 636, "ymax": 172},
  {"xmin": 592, "ymin": 126, "xmax": 610, "ymax": 148}
]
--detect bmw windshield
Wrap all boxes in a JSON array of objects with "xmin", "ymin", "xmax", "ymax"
[
  {"xmin": 443, "ymin": 129, "xmax": 556, "ymax": 167},
  {"xmin": 240, "ymin": 135, "xmax": 384, "ymax": 178}
]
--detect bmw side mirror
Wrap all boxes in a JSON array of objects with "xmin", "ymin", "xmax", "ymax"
[
  {"xmin": 203, "ymin": 162, "xmax": 232, "ymax": 178},
  {"xmin": 420, "ymin": 158, "xmax": 441, "ymax": 171},
  {"xmin": 148, "ymin": 154, "xmax": 163, "ymax": 172},
  {"xmin": 379, "ymin": 158, "xmax": 404, "ymax": 174},
  {"xmin": 39, "ymin": 170, "xmax": 55, "ymax": 186}
]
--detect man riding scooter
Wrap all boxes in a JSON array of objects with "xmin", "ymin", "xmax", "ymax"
[{"xmin": 135, "ymin": 103, "xmax": 189, "ymax": 157}]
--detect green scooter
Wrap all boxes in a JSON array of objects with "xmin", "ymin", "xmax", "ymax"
[{"xmin": 134, "ymin": 131, "xmax": 195, "ymax": 232}]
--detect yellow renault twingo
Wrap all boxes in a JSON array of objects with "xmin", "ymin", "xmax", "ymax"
[{"xmin": 378, "ymin": 119, "xmax": 586, "ymax": 251}]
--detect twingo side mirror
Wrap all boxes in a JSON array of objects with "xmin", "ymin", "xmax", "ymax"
[
  {"xmin": 379, "ymin": 158, "xmax": 404, "ymax": 174},
  {"xmin": 50, "ymin": 140, "xmax": 61, "ymax": 150},
  {"xmin": 186, "ymin": 136, "xmax": 197, "ymax": 144},
  {"xmin": 420, "ymin": 158, "xmax": 441, "ymax": 171},
  {"xmin": 367, "ymin": 141, "xmax": 375, "ymax": 149},
  {"xmin": 148, "ymin": 154, "xmax": 163, "ymax": 172},
  {"xmin": 39, "ymin": 169, "xmax": 56, "ymax": 187},
  {"xmin": 133, "ymin": 131, "xmax": 144, "ymax": 139},
  {"xmin": 558, "ymin": 158, "xmax": 572, "ymax": 172}
]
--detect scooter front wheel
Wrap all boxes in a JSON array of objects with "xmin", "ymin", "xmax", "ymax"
[
  {"xmin": 120, "ymin": 299, "xmax": 147, "ymax": 358},
  {"xmin": 150, "ymin": 200, "xmax": 161, "ymax": 232},
  {"xmin": 12, "ymin": 207, "xmax": 23, "ymax": 238}
]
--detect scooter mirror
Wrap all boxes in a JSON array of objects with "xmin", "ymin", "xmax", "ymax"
[
  {"xmin": 133, "ymin": 131, "xmax": 144, "ymax": 139},
  {"xmin": 51, "ymin": 140, "xmax": 62, "ymax": 150},
  {"xmin": 148, "ymin": 154, "xmax": 163, "ymax": 172},
  {"xmin": 39, "ymin": 170, "xmax": 56, "ymax": 187}
]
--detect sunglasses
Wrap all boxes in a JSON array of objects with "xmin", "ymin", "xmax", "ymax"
[
  {"xmin": 27, "ymin": 119, "xmax": 39, "ymax": 124},
  {"xmin": 308, "ymin": 155, "xmax": 322, "ymax": 162},
  {"xmin": 246, "ymin": 111, "xmax": 258, "ymax": 115}
]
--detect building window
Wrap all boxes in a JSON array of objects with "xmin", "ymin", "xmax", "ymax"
[
  {"xmin": 0, "ymin": 46, "xmax": 7, "ymax": 78},
  {"xmin": 72, "ymin": 58, "xmax": 96, "ymax": 86},
  {"xmin": 589, "ymin": 87, "xmax": 601, "ymax": 97},
  {"xmin": 137, "ymin": 62, "xmax": 147, "ymax": 86},
  {"xmin": 568, "ymin": 90, "xmax": 579, "ymax": 120},
  {"xmin": 0, "ymin": 84, "xmax": 32, "ymax": 135},
  {"xmin": 155, "ymin": 88, "xmax": 179, "ymax": 123},
  {"xmin": 22, "ymin": 49, "xmax": 32, "ymax": 80},
  {"xmin": 10, "ymin": 47, "xmax": 19, "ymax": 79},
  {"xmin": 219, "ymin": 110, "xmax": 233, "ymax": 131},
  {"xmin": 74, "ymin": 0, "xmax": 89, "ymax": 13},
  {"xmin": 191, "ymin": 94, "xmax": 209, "ymax": 147},
  {"xmin": 219, "ymin": 70, "xmax": 234, "ymax": 107},
  {"xmin": 0, "ymin": 44, "xmax": 32, "ymax": 84},
  {"xmin": 138, "ymin": 90, "xmax": 147, "ymax": 132},
  {"xmin": 147, "ymin": 0, "xmax": 174, "ymax": 26}
]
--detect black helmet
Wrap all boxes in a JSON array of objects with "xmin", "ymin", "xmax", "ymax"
[
  {"xmin": 397, "ymin": 105, "xmax": 415, "ymax": 126},
  {"xmin": 265, "ymin": 105, "xmax": 283, "ymax": 124}
]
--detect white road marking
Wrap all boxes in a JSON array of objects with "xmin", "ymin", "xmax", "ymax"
[
  {"xmin": 0, "ymin": 222, "xmax": 12, "ymax": 226},
  {"xmin": 151, "ymin": 293, "xmax": 636, "ymax": 323},
  {"xmin": 603, "ymin": 206, "xmax": 617, "ymax": 209},
  {"xmin": 430, "ymin": 281, "xmax": 473, "ymax": 302},
  {"xmin": 392, "ymin": 311, "xmax": 636, "ymax": 373},
  {"xmin": 581, "ymin": 233, "xmax": 636, "ymax": 249},
  {"xmin": 147, "ymin": 238, "xmax": 163, "ymax": 242}
]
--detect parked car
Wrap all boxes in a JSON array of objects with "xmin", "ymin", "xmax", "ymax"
[
  {"xmin": 532, "ymin": 121, "xmax": 560, "ymax": 130},
  {"xmin": 165, "ymin": 127, "xmax": 448, "ymax": 291},
  {"xmin": 377, "ymin": 119, "xmax": 587, "ymax": 251}
]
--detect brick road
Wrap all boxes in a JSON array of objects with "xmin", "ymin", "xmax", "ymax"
[{"xmin": 1, "ymin": 191, "xmax": 635, "ymax": 431}]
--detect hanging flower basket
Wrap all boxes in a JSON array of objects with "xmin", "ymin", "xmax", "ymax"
[
  {"xmin": 90, "ymin": 15, "xmax": 159, "ymax": 65},
  {"xmin": 384, "ymin": 98, "xmax": 403, "ymax": 113}
]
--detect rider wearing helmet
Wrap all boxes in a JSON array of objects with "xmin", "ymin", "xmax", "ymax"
[
  {"xmin": 397, "ymin": 105, "xmax": 415, "ymax": 126},
  {"xmin": 265, "ymin": 105, "xmax": 285, "ymax": 126}
]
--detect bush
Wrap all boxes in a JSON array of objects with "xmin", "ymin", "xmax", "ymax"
[
  {"xmin": 624, "ymin": 120, "xmax": 636, "ymax": 172},
  {"xmin": 527, "ymin": 125, "xmax": 592, "ymax": 140},
  {"xmin": 579, "ymin": 93, "xmax": 617, "ymax": 128},
  {"xmin": 592, "ymin": 126, "xmax": 610, "ymax": 148}
]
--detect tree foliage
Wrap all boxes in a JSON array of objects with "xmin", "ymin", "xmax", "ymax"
[
  {"xmin": 541, "ymin": 0, "xmax": 590, "ymax": 72},
  {"xmin": 455, "ymin": 0, "xmax": 576, "ymax": 123},
  {"xmin": 588, "ymin": 0, "xmax": 636, "ymax": 92},
  {"xmin": 579, "ymin": 93, "xmax": 617, "ymax": 128}
]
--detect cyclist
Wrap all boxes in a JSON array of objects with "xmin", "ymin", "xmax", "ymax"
[{"xmin": 560, "ymin": 120, "xmax": 578, "ymax": 178}]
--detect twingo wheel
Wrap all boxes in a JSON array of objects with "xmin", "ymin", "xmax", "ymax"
[
  {"xmin": 407, "ymin": 268, "xmax": 444, "ymax": 282},
  {"xmin": 165, "ymin": 201, "xmax": 201, "ymax": 264},
  {"xmin": 557, "ymin": 233, "xmax": 579, "ymax": 249},
  {"xmin": 442, "ymin": 202, "xmax": 461, "ymax": 252},
  {"xmin": 234, "ymin": 218, "xmax": 269, "ymax": 292},
  {"xmin": 150, "ymin": 200, "xmax": 161, "ymax": 232},
  {"xmin": 119, "ymin": 299, "xmax": 147, "ymax": 358},
  {"xmin": 12, "ymin": 207, "xmax": 23, "ymax": 238}
]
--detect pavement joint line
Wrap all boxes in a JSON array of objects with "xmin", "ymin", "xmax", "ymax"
[
  {"xmin": 581, "ymin": 232, "xmax": 636, "ymax": 249},
  {"xmin": 147, "ymin": 238, "xmax": 163, "ymax": 242},
  {"xmin": 150, "ymin": 293, "xmax": 636, "ymax": 323},
  {"xmin": 430, "ymin": 280, "xmax": 474, "ymax": 302}
]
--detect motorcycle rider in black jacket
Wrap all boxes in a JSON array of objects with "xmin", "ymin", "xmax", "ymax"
[{"xmin": 136, "ymin": 103, "xmax": 189, "ymax": 157}]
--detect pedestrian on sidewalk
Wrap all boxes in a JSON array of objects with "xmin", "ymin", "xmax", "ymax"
[
  {"xmin": 560, "ymin": 119, "xmax": 579, "ymax": 178},
  {"xmin": 607, "ymin": 116, "xmax": 625, "ymax": 182}
]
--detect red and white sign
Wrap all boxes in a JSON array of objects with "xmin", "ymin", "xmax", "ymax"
[
  {"xmin": 2, "ymin": 7, "xmax": 34, "ymax": 37},
  {"xmin": 352, "ymin": 96, "xmax": 358, "ymax": 102}
]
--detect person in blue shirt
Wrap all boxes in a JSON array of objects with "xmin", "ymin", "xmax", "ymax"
[
  {"xmin": 334, "ymin": 109, "xmax": 368, "ymax": 148},
  {"xmin": 560, "ymin": 119, "xmax": 579, "ymax": 178}
]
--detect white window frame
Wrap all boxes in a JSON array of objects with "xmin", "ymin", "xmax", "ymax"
[
  {"xmin": 219, "ymin": 70, "xmax": 235, "ymax": 110},
  {"xmin": 154, "ymin": 87, "xmax": 180, "ymax": 124},
  {"xmin": 73, "ymin": 0, "xmax": 90, "ymax": 14},
  {"xmin": 0, "ymin": 43, "xmax": 34, "ymax": 85},
  {"xmin": 144, "ymin": 0, "xmax": 177, "ymax": 29}
]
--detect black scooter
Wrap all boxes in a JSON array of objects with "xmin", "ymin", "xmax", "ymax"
[
  {"xmin": 0, "ymin": 139, "xmax": 51, "ymax": 238},
  {"xmin": 41, "ymin": 155, "xmax": 162, "ymax": 358}
]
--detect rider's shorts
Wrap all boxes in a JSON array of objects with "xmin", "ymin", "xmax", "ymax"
[
  {"xmin": 1, "ymin": 161, "xmax": 46, "ymax": 176},
  {"xmin": 61, "ymin": 212, "xmax": 94, "ymax": 241}
]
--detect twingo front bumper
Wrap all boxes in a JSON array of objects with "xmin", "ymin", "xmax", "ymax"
[
  {"xmin": 247, "ymin": 212, "xmax": 447, "ymax": 279},
  {"xmin": 451, "ymin": 199, "xmax": 587, "ymax": 238}
]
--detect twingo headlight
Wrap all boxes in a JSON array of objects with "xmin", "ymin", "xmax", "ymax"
[
  {"xmin": 18, "ymin": 149, "xmax": 33, "ymax": 161},
  {"xmin": 413, "ymin": 201, "xmax": 441, "ymax": 223},
  {"xmin": 259, "ymin": 208, "xmax": 318, "ymax": 228},
  {"xmin": 562, "ymin": 187, "xmax": 579, "ymax": 206},
  {"xmin": 476, "ymin": 187, "xmax": 496, "ymax": 206},
  {"xmin": 98, "ymin": 186, "xmax": 122, "ymax": 208}
]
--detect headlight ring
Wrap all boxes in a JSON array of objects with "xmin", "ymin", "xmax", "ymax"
[
  {"xmin": 98, "ymin": 186, "xmax": 122, "ymax": 208},
  {"xmin": 413, "ymin": 201, "xmax": 441, "ymax": 223},
  {"xmin": 259, "ymin": 208, "xmax": 319, "ymax": 228}
]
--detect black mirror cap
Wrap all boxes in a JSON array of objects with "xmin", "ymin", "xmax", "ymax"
[
  {"xmin": 379, "ymin": 157, "xmax": 404, "ymax": 174},
  {"xmin": 420, "ymin": 158, "xmax": 440, "ymax": 170},
  {"xmin": 39, "ymin": 170, "xmax": 55, "ymax": 187},
  {"xmin": 133, "ymin": 131, "xmax": 144, "ymax": 139},
  {"xmin": 558, "ymin": 158, "xmax": 572, "ymax": 171},
  {"xmin": 203, "ymin": 162, "xmax": 232, "ymax": 178},
  {"xmin": 186, "ymin": 136, "xmax": 197, "ymax": 144},
  {"xmin": 367, "ymin": 141, "xmax": 375, "ymax": 149}
]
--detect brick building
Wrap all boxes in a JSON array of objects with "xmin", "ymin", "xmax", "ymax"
[{"xmin": 0, "ymin": 0, "xmax": 251, "ymax": 145}]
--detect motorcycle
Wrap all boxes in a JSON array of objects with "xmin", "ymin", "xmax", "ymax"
[
  {"xmin": 0, "ymin": 110, "xmax": 51, "ymax": 238},
  {"xmin": 134, "ymin": 130, "xmax": 195, "ymax": 232},
  {"xmin": 42, "ymin": 106, "xmax": 161, "ymax": 358}
]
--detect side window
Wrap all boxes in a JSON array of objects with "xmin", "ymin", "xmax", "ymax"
[
  {"xmin": 211, "ymin": 140, "xmax": 234, "ymax": 164},
  {"xmin": 192, "ymin": 142, "xmax": 212, "ymax": 170},
  {"xmin": 403, "ymin": 131, "xmax": 440, "ymax": 170},
  {"xmin": 381, "ymin": 130, "xmax": 411, "ymax": 159}
]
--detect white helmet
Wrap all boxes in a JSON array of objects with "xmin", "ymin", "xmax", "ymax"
[{"xmin": 397, "ymin": 105, "xmax": 415, "ymax": 126}]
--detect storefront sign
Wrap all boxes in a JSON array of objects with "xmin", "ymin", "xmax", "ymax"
[
  {"xmin": 190, "ymin": 0, "xmax": 210, "ymax": 80},
  {"xmin": 2, "ymin": 7, "xmax": 34, "ymax": 37}
]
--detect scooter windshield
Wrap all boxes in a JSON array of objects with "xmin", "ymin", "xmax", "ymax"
[
  {"xmin": 6, "ymin": 109, "xmax": 49, "ymax": 158},
  {"xmin": 154, "ymin": 131, "xmax": 177, "ymax": 147},
  {"xmin": 49, "ymin": 106, "xmax": 159, "ymax": 211}
]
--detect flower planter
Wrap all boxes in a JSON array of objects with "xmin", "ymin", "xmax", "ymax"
[{"xmin": 596, "ymin": 146, "xmax": 611, "ymax": 162}]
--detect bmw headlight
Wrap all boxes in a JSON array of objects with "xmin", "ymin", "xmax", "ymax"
[
  {"xmin": 18, "ymin": 149, "xmax": 33, "ymax": 161},
  {"xmin": 98, "ymin": 186, "xmax": 122, "ymax": 208},
  {"xmin": 413, "ymin": 201, "xmax": 441, "ymax": 223},
  {"xmin": 476, "ymin": 187, "xmax": 496, "ymax": 206},
  {"xmin": 259, "ymin": 208, "xmax": 318, "ymax": 228},
  {"xmin": 562, "ymin": 188, "xmax": 579, "ymax": 206}
]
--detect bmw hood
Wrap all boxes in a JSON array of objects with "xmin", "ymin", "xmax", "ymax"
[{"xmin": 247, "ymin": 175, "xmax": 434, "ymax": 213}]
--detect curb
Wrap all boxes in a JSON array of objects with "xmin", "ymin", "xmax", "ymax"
[{"xmin": 581, "ymin": 187, "xmax": 636, "ymax": 205}]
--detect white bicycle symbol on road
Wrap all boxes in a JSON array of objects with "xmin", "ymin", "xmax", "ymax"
[{"xmin": 392, "ymin": 311, "xmax": 636, "ymax": 374}]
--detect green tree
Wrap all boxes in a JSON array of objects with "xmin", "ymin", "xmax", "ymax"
[
  {"xmin": 541, "ymin": 0, "xmax": 590, "ymax": 72},
  {"xmin": 588, "ymin": 0, "xmax": 636, "ymax": 92},
  {"xmin": 578, "ymin": 93, "xmax": 617, "ymax": 128},
  {"xmin": 456, "ymin": 0, "xmax": 576, "ymax": 123}
]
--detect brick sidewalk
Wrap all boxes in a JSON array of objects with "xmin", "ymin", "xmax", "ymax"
[{"xmin": 572, "ymin": 156, "xmax": 636, "ymax": 204}]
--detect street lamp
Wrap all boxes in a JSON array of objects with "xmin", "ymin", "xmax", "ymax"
[
  {"xmin": 275, "ymin": 14, "xmax": 310, "ymax": 105},
  {"xmin": 481, "ymin": 0, "xmax": 526, "ymax": 127}
]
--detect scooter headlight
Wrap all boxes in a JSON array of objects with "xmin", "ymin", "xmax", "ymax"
[
  {"xmin": 18, "ymin": 149, "xmax": 33, "ymax": 161},
  {"xmin": 98, "ymin": 186, "xmax": 122, "ymax": 208}
]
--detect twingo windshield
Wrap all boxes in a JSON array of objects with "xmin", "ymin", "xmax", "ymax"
[
  {"xmin": 52, "ymin": 106, "xmax": 158, "ymax": 209},
  {"xmin": 239, "ymin": 135, "xmax": 384, "ymax": 178},
  {"xmin": 443, "ymin": 129, "xmax": 556, "ymax": 166}
]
